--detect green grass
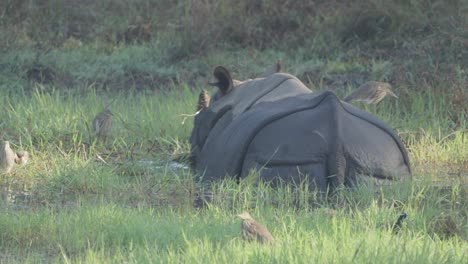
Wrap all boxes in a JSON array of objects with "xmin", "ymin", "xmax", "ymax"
[
  {"xmin": 0, "ymin": 79, "xmax": 466, "ymax": 262},
  {"xmin": 0, "ymin": 181, "xmax": 466, "ymax": 263},
  {"xmin": 0, "ymin": 1, "xmax": 467, "ymax": 262}
]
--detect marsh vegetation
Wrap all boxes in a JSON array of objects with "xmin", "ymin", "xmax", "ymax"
[{"xmin": 0, "ymin": 0, "xmax": 466, "ymax": 262}]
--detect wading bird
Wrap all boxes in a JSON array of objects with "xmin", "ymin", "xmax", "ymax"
[
  {"xmin": 92, "ymin": 108, "xmax": 113, "ymax": 141},
  {"xmin": 197, "ymin": 89, "xmax": 210, "ymax": 111},
  {"xmin": 258, "ymin": 59, "xmax": 282, "ymax": 78},
  {"xmin": 344, "ymin": 81, "xmax": 398, "ymax": 105},
  {"xmin": 1, "ymin": 141, "xmax": 17, "ymax": 174},
  {"xmin": 392, "ymin": 212, "xmax": 408, "ymax": 234},
  {"xmin": 238, "ymin": 212, "xmax": 275, "ymax": 244},
  {"xmin": 15, "ymin": 150, "xmax": 29, "ymax": 165}
]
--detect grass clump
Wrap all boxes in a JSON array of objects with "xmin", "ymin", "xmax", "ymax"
[{"xmin": 429, "ymin": 213, "xmax": 464, "ymax": 240}]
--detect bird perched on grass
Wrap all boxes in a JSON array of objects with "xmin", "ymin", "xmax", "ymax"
[
  {"xmin": 15, "ymin": 151, "xmax": 29, "ymax": 165},
  {"xmin": 238, "ymin": 212, "xmax": 276, "ymax": 244},
  {"xmin": 392, "ymin": 212, "xmax": 408, "ymax": 234},
  {"xmin": 258, "ymin": 59, "xmax": 282, "ymax": 78},
  {"xmin": 1, "ymin": 141, "xmax": 17, "ymax": 174},
  {"xmin": 344, "ymin": 81, "xmax": 398, "ymax": 105},
  {"xmin": 92, "ymin": 108, "xmax": 113, "ymax": 140},
  {"xmin": 197, "ymin": 89, "xmax": 210, "ymax": 111}
]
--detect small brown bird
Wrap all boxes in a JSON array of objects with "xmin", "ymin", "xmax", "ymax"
[
  {"xmin": 258, "ymin": 60, "xmax": 282, "ymax": 78},
  {"xmin": 197, "ymin": 89, "xmax": 211, "ymax": 111},
  {"xmin": 238, "ymin": 212, "xmax": 276, "ymax": 244},
  {"xmin": 344, "ymin": 81, "xmax": 398, "ymax": 104},
  {"xmin": 92, "ymin": 108, "xmax": 113, "ymax": 140},
  {"xmin": 15, "ymin": 150, "xmax": 29, "ymax": 165},
  {"xmin": 1, "ymin": 141, "xmax": 17, "ymax": 174}
]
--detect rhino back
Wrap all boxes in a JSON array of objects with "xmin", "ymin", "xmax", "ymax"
[
  {"xmin": 195, "ymin": 90, "xmax": 411, "ymax": 186},
  {"xmin": 195, "ymin": 91, "xmax": 333, "ymax": 181},
  {"xmin": 209, "ymin": 73, "xmax": 311, "ymax": 118}
]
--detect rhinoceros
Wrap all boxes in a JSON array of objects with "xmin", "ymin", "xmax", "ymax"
[{"xmin": 190, "ymin": 65, "xmax": 411, "ymax": 192}]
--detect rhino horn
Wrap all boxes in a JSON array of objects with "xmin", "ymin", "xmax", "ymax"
[
  {"xmin": 197, "ymin": 89, "xmax": 210, "ymax": 111},
  {"xmin": 209, "ymin": 66, "xmax": 233, "ymax": 95}
]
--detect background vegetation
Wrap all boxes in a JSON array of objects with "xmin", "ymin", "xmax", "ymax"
[{"xmin": 0, "ymin": 0, "xmax": 466, "ymax": 262}]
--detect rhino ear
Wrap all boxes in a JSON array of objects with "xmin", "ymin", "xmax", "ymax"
[
  {"xmin": 209, "ymin": 66, "xmax": 233, "ymax": 95},
  {"xmin": 197, "ymin": 89, "xmax": 210, "ymax": 111}
]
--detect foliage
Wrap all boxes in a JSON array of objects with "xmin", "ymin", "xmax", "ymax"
[{"xmin": 0, "ymin": 86, "xmax": 466, "ymax": 262}]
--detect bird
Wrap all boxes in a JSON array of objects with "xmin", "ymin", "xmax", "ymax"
[
  {"xmin": 258, "ymin": 60, "xmax": 282, "ymax": 78},
  {"xmin": 238, "ymin": 212, "xmax": 276, "ymax": 244},
  {"xmin": 1, "ymin": 141, "xmax": 17, "ymax": 174},
  {"xmin": 392, "ymin": 212, "xmax": 408, "ymax": 234},
  {"xmin": 344, "ymin": 81, "xmax": 398, "ymax": 105},
  {"xmin": 92, "ymin": 108, "xmax": 113, "ymax": 140},
  {"xmin": 196, "ymin": 89, "xmax": 210, "ymax": 111},
  {"xmin": 15, "ymin": 150, "xmax": 29, "ymax": 165}
]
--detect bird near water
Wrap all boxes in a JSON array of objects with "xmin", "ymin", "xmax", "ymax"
[
  {"xmin": 238, "ymin": 212, "xmax": 276, "ymax": 244},
  {"xmin": 92, "ymin": 108, "xmax": 113, "ymax": 140},
  {"xmin": 196, "ymin": 89, "xmax": 210, "ymax": 111},
  {"xmin": 344, "ymin": 81, "xmax": 398, "ymax": 105},
  {"xmin": 392, "ymin": 212, "xmax": 408, "ymax": 234},
  {"xmin": 15, "ymin": 150, "xmax": 29, "ymax": 165},
  {"xmin": 1, "ymin": 141, "xmax": 17, "ymax": 174},
  {"xmin": 258, "ymin": 59, "xmax": 282, "ymax": 78}
]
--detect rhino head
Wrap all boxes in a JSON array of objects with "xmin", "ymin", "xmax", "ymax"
[
  {"xmin": 207, "ymin": 60, "xmax": 282, "ymax": 104},
  {"xmin": 190, "ymin": 61, "xmax": 310, "ymax": 170}
]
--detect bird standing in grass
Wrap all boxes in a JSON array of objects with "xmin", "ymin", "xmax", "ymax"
[
  {"xmin": 15, "ymin": 151, "xmax": 29, "ymax": 165},
  {"xmin": 238, "ymin": 212, "xmax": 276, "ymax": 244},
  {"xmin": 92, "ymin": 108, "xmax": 113, "ymax": 141},
  {"xmin": 1, "ymin": 141, "xmax": 17, "ymax": 174},
  {"xmin": 258, "ymin": 59, "xmax": 282, "ymax": 78},
  {"xmin": 197, "ymin": 89, "xmax": 210, "ymax": 111},
  {"xmin": 344, "ymin": 81, "xmax": 398, "ymax": 105},
  {"xmin": 392, "ymin": 212, "xmax": 408, "ymax": 234}
]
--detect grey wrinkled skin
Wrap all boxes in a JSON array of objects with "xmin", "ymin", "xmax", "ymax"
[{"xmin": 190, "ymin": 69, "xmax": 411, "ymax": 192}]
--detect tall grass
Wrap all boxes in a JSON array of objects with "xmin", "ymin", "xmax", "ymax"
[
  {"xmin": 0, "ymin": 81, "xmax": 466, "ymax": 262},
  {"xmin": 0, "ymin": 179, "xmax": 466, "ymax": 263}
]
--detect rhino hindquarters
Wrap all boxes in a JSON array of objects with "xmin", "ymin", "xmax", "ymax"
[
  {"xmin": 339, "ymin": 105, "xmax": 412, "ymax": 181},
  {"xmin": 241, "ymin": 109, "xmax": 331, "ymax": 192}
]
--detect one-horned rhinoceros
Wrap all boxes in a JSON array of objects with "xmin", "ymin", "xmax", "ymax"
[{"xmin": 190, "ymin": 66, "xmax": 411, "ymax": 192}]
